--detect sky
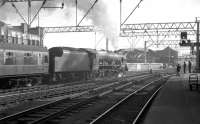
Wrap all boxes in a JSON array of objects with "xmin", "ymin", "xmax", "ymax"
[{"xmin": 0, "ymin": 0, "xmax": 200, "ymax": 54}]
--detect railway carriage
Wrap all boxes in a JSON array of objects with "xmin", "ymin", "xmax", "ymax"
[{"xmin": 0, "ymin": 43, "xmax": 48, "ymax": 88}]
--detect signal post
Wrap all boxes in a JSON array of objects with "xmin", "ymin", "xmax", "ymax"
[{"xmin": 179, "ymin": 19, "xmax": 200, "ymax": 72}]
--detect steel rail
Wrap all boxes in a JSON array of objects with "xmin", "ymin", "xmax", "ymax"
[
  {"xmin": 0, "ymin": 73, "xmax": 154, "ymax": 123},
  {"xmin": 132, "ymin": 80, "xmax": 166, "ymax": 124},
  {"xmin": 89, "ymin": 77, "xmax": 167, "ymax": 124},
  {"xmin": 28, "ymin": 74, "xmax": 156, "ymax": 124}
]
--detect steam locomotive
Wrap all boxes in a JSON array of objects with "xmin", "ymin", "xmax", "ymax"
[
  {"xmin": 0, "ymin": 45, "xmax": 126, "ymax": 89},
  {"xmin": 49, "ymin": 47, "xmax": 125, "ymax": 82}
]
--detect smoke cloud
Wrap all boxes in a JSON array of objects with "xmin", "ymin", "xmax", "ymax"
[
  {"xmin": 0, "ymin": 0, "xmax": 119, "ymax": 49},
  {"xmin": 62, "ymin": 0, "xmax": 118, "ymax": 49}
]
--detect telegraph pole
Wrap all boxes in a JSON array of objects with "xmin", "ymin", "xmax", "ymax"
[{"xmin": 196, "ymin": 18, "xmax": 200, "ymax": 72}]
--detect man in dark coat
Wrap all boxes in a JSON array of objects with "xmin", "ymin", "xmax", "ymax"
[
  {"xmin": 183, "ymin": 61, "xmax": 186, "ymax": 73},
  {"xmin": 188, "ymin": 61, "xmax": 192, "ymax": 73}
]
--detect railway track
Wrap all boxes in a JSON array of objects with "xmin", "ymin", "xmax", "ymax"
[
  {"xmin": 0, "ymin": 74, "xmax": 169, "ymax": 124},
  {"xmin": 89, "ymin": 76, "xmax": 168, "ymax": 124},
  {"xmin": 0, "ymin": 70, "xmax": 155, "ymax": 95},
  {"xmin": 0, "ymin": 73, "xmax": 154, "ymax": 106},
  {"xmin": 0, "ymin": 73, "xmax": 158, "ymax": 124}
]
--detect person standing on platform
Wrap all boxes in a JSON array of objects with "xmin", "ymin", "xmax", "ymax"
[
  {"xmin": 176, "ymin": 64, "xmax": 181, "ymax": 76},
  {"xmin": 188, "ymin": 61, "xmax": 192, "ymax": 73},
  {"xmin": 183, "ymin": 61, "xmax": 186, "ymax": 73}
]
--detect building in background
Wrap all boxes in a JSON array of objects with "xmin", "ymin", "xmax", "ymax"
[
  {"xmin": 0, "ymin": 20, "xmax": 43, "ymax": 47},
  {"xmin": 116, "ymin": 47, "xmax": 178, "ymax": 66}
]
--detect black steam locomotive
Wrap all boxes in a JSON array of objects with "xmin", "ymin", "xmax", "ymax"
[{"xmin": 49, "ymin": 47, "xmax": 126, "ymax": 82}]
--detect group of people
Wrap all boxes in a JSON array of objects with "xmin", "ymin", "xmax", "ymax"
[{"xmin": 176, "ymin": 61, "xmax": 192, "ymax": 76}]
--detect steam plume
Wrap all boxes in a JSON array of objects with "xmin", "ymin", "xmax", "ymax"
[
  {"xmin": 0, "ymin": 0, "xmax": 119, "ymax": 49},
  {"xmin": 65, "ymin": 0, "xmax": 119, "ymax": 49}
]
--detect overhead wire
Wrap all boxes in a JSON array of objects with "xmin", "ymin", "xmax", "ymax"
[
  {"xmin": 11, "ymin": 3, "xmax": 28, "ymax": 24},
  {"xmin": 77, "ymin": 0, "xmax": 98, "ymax": 26},
  {"xmin": 121, "ymin": 0, "xmax": 144, "ymax": 25},
  {"xmin": 30, "ymin": 0, "xmax": 47, "ymax": 25}
]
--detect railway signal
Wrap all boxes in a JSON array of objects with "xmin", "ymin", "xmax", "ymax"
[
  {"xmin": 181, "ymin": 32, "xmax": 187, "ymax": 39},
  {"xmin": 179, "ymin": 32, "xmax": 192, "ymax": 46}
]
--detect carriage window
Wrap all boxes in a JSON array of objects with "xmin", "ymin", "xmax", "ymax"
[
  {"xmin": 5, "ymin": 52, "xmax": 15, "ymax": 65},
  {"xmin": 24, "ymin": 53, "xmax": 32, "ymax": 57},
  {"xmin": 6, "ymin": 52, "xmax": 14, "ymax": 57},
  {"xmin": 24, "ymin": 53, "xmax": 33, "ymax": 65},
  {"xmin": 0, "ymin": 35, "xmax": 4, "ymax": 41}
]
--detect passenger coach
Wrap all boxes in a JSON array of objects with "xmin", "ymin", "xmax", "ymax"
[{"xmin": 0, "ymin": 43, "xmax": 48, "ymax": 88}]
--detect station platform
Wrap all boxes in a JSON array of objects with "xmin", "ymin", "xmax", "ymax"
[{"xmin": 141, "ymin": 73, "xmax": 200, "ymax": 124}]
